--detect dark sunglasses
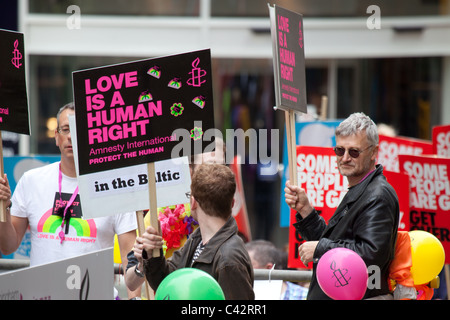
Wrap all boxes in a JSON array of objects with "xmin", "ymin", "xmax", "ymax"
[{"xmin": 333, "ymin": 145, "xmax": 373, "ymax": 158}]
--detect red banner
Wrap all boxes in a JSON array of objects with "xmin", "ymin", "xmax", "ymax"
[
  {"xmin": 398, "ymin": 154, "xmax": 450, "ymax": 264},
  {"xmin": 383, "ymin": 170, "xmax": 410, "ymax": 231},
  {"xmin": 378, "ymin": 135, "xmax": 433, "ymax": 173},
  {"xmin": 229, "ymin": 155, "xmax": 252, "ymax": 242},
  {"xmin": 432, "ymin": 124, "xmax": 450, "ymax": 158},
  {"xmin": 288, "ymin": 146, "xmax": 347, "ymax": 269}
]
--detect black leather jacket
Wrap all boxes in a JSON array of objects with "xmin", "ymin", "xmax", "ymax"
[
  {"xmin": 294, "ymin": 165, "xmax": 399, "ymax": 299},
  {"xmin": 144, "ymin": 217, "xmax": 255, "ymax": 300}
]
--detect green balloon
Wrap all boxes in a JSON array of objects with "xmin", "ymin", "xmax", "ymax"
[{"xmin": 155, "ymin": 268, "xmax": 225, "ymax": 300}]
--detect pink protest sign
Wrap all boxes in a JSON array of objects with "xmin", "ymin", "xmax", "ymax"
[{"xmin": 72, "ymin": 49, "xmax": 215, "ymax": 175}]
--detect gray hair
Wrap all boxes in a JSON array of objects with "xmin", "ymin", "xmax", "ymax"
[
  {"xmin": 245, "ymin": 240, "xmax": 284, "ymax": 270},
  {"xmin": 56, "ymin": 102, "xmax": 75, "ymax": 127},
  {"xmin": 335, "ymin": 112, "xmax": 379, "ymax": 146}
]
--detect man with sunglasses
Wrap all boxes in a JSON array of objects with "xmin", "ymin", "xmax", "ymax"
[{"xmin": 285, "ymin": 112, "xmax": 399, "ymax": 300}]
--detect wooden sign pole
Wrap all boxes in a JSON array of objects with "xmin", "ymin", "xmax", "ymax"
[
  {"xmin": 147, "ymin": 162, "xmax": 161, "ymax": 258},
  {"xmin": 285, "ymin": 109, "xmax": 298, "ymax": 186},
  {"xmin": 135, "ymin": 210, "xmax": 154, "ymax": 299},
  {"xmin": 0, "ymin": 131, "xmax": 5, "ymax": 222},
  {"xmin": 320, "ymin": 95, "xmax": 328, "ymax": 121},
  {"xmin": 445, "ymin": 264, "xmax": 450, "ymax": 300}
]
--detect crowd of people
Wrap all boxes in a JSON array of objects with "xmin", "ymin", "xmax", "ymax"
[{"xmin": 0, "ymin": 104, "xmax": 404, "ymax": 300}]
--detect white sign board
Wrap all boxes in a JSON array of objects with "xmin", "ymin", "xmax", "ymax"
[
  {"xmin": 253, "ymin": 280, "xmax": 283, "ymax": 300},
  {"xmin": 69, "ymin": 115, "xmax": 191, "ymax": 219},
  {"xmin": 0, "ymin": 248, "xmax": 113, "ymax": 300}
]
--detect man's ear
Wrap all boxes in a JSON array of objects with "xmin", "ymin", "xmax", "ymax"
[
  {"xmin": 371, "ymin": 144, "xmax": 379, "ymax": 161},
  {"xmin": 265, "ymin": 262, "xmax": 275, "ymax": 270},
  {"xmin": 190, "ymin": 195, "xmax": 198, "ymax": 210},
  {"xmin": 55, "ymin": 130, "xmax": 60, "ymax": 147}
]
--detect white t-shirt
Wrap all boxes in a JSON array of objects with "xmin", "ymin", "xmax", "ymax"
[{"xmin": 11, "ymin": 161, "xmax": 137, "ymax": 266}]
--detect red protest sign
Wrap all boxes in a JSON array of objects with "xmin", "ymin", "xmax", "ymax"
[
  {"xmin": 383, "ymin": 170, "xmax": 410, "ymax": 231},
  {"xmin": 432, "ymin": 124, "xmax": 450, "ymax": 158},
  {"xmin": 229, "ymin": 155, "xmax": 252, "ymax": 242},
  {"xmin": 377, "ymin": 135, "xmax": 433, "ymax": 172},
  {"xmin": 398, "ymin": 154, "xmax": 450, "ymax": 263},
  {"xmin": 288, "ymin": 146, "xmax": 348, "ymax": 269}
]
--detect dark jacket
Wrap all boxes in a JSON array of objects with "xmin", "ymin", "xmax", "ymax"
[
  {"xmin": 294, "ymin": 165, "xmax": 399, "ymax": 300},
  {"xmin": 143, "ymin": 217, "xmax": 255, "ymax": 300}
]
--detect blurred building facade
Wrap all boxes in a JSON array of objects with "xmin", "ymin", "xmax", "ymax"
[{"xmin": 3, "ymin": 0, "xmax": 450, "ymax": 241}]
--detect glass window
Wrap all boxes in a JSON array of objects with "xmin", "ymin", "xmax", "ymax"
[
  {"xmin": 336, "ymin": 57, "xmax": 442, "ymax": 139},
  {"xmin": 29, "ymin": 0, "xmax": 200, "ymax": 16},
  {"xmin": 29, "ymin": 55, "xmax": 139, "ymax": 154},
  {"xmin": 211, "ymin": 0, "xmax": 449, "ymax": 17}
]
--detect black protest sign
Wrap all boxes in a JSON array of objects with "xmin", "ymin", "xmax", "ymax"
[
  {"xmin": 0, "ymin": 29, "xmax": 30, "ymax": 135},
  {"xmin": 73, "ymin": 49, "xmax": 215, "ymax": 175},
  {"xmin": 269, "ymin": 5, "xmax": 307, "ymax": 113}
]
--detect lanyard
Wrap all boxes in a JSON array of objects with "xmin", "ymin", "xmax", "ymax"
[
  {"xmin": 358, "ymin": 168, "xmax": 376, "ymax": 184},
  {"xmin": 58, "ymin": 164, "xmax": 79, "ymax": 244}
]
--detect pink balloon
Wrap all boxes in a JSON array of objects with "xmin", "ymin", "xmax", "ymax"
[{"xmin": 316, "ymin": 248, "xmax": 368, "ymax": 300}]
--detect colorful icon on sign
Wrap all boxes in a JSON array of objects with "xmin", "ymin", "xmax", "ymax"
[
  {"xmin": 192, "ymin": 95, "xmax": 206, "ymax": 109},
  {"xmin": 170, "ymin": 103, "xmax": 184, "ymax": 117},
  {"xmin": 187, "ymin": 57, "xmax": 207, "ymax": 87},
  {"xmin": 299, "ymin": 23, "xmax": 304, "ymax": 49},
  {"xmin": 11, "ymin": 39, "xmax": 23, "ymax": 69},
  {"xmin": 190, "ymin": 127, "xmax": 203, "ymax": 140},
  {"xmin": 138, "ymin": 90, "xmax": 153, "ymax": 102},
  {"xmin": 168, "ymin": 78, "xmax": 182, "ymax": 89},
  {"xmin": 147, "ymin": 66, "xmax": 161, "ymax": 79}
]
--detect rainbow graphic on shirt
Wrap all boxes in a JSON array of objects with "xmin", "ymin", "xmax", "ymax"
[{"xmin": 37, "ymin": 209, "xmax": 97, "ymax": 239}]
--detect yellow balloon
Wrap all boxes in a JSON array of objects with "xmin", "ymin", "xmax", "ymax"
[
  {"xmin": 409, "ymin": 230, "xmax": 445, "ymax": 285},
  {"xmin": 113, "ymin": 234, "xmax": 122, "ymax": 264}
]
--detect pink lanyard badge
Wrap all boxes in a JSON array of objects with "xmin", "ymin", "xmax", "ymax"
[{"xmin": 58, "ymin": 164, "xmax": 79, "ymax": 244}]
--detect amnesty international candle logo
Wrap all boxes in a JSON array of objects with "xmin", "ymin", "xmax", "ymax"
[
  {"xmin": 330, "ymin": 260, "xmax": 351, "ymax": 287},
  {"xmin": 11, "ymin": 40, "xmax": 23, "ymax": 69},
  {"xmin": 73, "ymin": 49, "xmax": 215, "ymax": 175},
  {"xmin": 187, "ymin": 57, "xmax": 207, "ymax": 87}
]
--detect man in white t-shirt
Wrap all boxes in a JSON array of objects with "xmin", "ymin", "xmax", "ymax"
[{"xmin": 0, "ymin": 103, "xmax": 138, "ymax": 296}]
